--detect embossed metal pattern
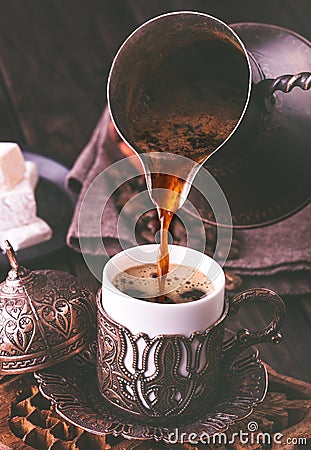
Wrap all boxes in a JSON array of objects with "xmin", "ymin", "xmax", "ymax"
[
  {"xmin": 96, "ymin": 287, "xmax": 284, "ymax": 422},
  {"xmin": 98, "ymin": 312, "xmax": 224, "ymax": 421},
  {"xmin": 0, "ymin": 266, "xmax": 96, "ymax": 374},
  {"xmin": 34, "ymin": 341, "xmax": 267, "ymax": 442},
  {"xmin": 97, "ymin": 299, "xmax": 225, "ymax": 422}
]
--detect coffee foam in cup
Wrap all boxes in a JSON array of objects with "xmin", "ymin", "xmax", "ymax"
[{"xmin": 112, "ymin": 263, "xmax": 214, "ymax": 304}]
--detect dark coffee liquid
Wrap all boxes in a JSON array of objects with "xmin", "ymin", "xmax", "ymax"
[
  {"xmin": 127, "ymin": 41, "xmax": 248, "ymax": 299},
  {"xmin": 112, "ymin": 263, "xmax": 214, "ymax": 304},
  {"xmin": 129, "ymin": 41, "xmax": 248, "ymax": 162}
]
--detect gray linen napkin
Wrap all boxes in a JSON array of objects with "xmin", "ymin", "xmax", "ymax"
[
  {"xmin": 66, "ymin": 108, "xmax": 137, "ymax": 256},
  {"xmin": 225, "ymin": 203, "xmax": 311, "ymax": 296},
  {"xmin": 66, "ymin": 109, "xmax": 311, "ymax": 296}
]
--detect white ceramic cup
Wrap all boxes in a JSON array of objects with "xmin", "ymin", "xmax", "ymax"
[{"xmin": 101, "ymin": 244, "xmax": 225, "ymax": 338}]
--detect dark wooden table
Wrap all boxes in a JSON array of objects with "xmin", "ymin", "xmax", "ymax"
[{"xmin": 0, "ymin": 1, "xmax": 310, "ymax": 448}]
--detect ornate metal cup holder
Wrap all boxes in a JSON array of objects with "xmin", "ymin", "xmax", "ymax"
[{"xmin": 34, "ymin": 336, "xmax": 267, "ymax": 443}]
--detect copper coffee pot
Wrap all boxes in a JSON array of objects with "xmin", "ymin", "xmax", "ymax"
[{"xmin": 108, "ymin": 12, "xmax": 311, "ymax": 228}]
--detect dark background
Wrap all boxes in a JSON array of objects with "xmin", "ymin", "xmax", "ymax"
[{"xmin": 0, "ymin": 0, "xmax": 311, "ymax": 167}]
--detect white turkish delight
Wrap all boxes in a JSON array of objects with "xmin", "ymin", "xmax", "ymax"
[{"xmin": 0, "ymin": 143, "xmax": 25, "ymax": 191}]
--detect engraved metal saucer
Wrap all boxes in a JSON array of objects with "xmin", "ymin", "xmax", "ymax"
[{"xmin": 34, "ymin": 339, "xmax": 267, "ymax": 443}]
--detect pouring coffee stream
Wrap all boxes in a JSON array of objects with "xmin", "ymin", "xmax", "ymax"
[
  {"xmin": 108, "ymin": 12, "xmax": 311, "ymax": 301},
  {"xmin": 130, "ymin": 82, "xmax": 245, "ymax": 299}
]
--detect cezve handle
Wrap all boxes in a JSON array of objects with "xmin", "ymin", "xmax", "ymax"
[{"xmin": 260, "ymin": 71, "xmax": 311, "ymax": 97}]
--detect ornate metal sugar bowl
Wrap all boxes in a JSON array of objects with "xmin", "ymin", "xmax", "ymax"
[{"xmin": 0, "ymin": 241, "xmax": 96, "ymax": 375}]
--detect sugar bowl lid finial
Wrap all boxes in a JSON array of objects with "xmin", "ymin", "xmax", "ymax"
[
  {"xmin": 0, "ymin": 241, "xmax": 96, "ymax": 375},
  {"xmin": 4, "ymin": 239, "xmax": 19, "ymax": 271}
]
